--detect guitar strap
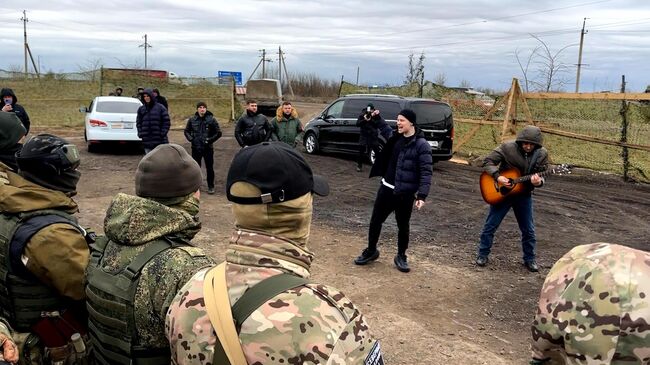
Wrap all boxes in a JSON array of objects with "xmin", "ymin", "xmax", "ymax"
[{"xmin": 526, "ymin": 148, "xmax": 542, "ymax": 174}]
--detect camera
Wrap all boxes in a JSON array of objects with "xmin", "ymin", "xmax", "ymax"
[
  {"xmin": 364, "ymin": 106, "xmax": 373, "ymax": 118},
  {"xmin": 3, "ymin": 99, "xmax": 11, "ymax": 105}
]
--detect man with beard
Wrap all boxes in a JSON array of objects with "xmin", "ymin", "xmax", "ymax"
[
  {"xmin": 184, "ymin": 101, "xmax": 222, "ymax": 194},
  {"xmin": 234, "ymin": 100, "xmax": 272, "ymax": 147}
]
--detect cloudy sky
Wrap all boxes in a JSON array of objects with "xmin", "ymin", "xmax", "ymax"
[{"xmin": 1, "ymin": 0, "xmax": 649, "ymax": 92}]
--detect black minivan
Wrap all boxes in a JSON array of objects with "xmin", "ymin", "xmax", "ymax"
[{"xmin": 303, "ymin": 94, "xmax": 454, "ymax": 162}]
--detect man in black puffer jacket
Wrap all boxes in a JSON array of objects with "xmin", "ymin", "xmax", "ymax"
[
  {"xmin": 234, "ymin": 99, "xmax": 272, "ymax": 147},
  {"xmin": 136, "ymin": 88, "xmax": 170, "ymax": 153},
  {"xmin": 184, "ymin": 101, "xmax": 222, "ymax": 194},
  {"xmin": 1, "ymin": 88, "xmax": 30, "ymax": 134},
  {"xmin": 354, "ymin": 109, "xmax": 432, "ymax": 273}
]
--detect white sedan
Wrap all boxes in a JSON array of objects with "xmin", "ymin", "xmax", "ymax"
[{"xmin": 81, "ymin": 96, "xmax": 142, "ymax": 152}]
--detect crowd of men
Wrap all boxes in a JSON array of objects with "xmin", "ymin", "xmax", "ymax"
[{"xmin": 0, "ymin": 87, "xmax": 647, "ymax": 364}]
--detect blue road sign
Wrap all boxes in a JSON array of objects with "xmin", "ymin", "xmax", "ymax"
[{"xmin": 218, "ymin": 71, "xmax": 243, "ymax": 85}]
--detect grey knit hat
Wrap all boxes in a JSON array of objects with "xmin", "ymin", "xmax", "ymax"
[{"xmin": 135, "ymin": 144, "xmax": 202, "ymax": 198}]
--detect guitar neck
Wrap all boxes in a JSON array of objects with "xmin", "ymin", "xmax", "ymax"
[{"xmin": 514, "ymin": 169, "xmax": 553, "ymax": 183}]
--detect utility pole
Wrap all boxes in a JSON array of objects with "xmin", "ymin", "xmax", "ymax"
[
  {"xmin": 575, "ymin": 17, "xmax": 588, "ymax": 93},
  {"xmin": 356, "ymin": 66, "xmax": 360, "ymax": 85},
  {"xmin": 278, "ymin": 46, "xmax": 282, "ymax": 86},
  {"xmin": 258, "ymin": 49, "xmax": 273, "ymax": 78},
  {"xmin": 280, "ymin": 49, "xmax": 294, "ymax": 99},
  {"xmin": 21, "ymin": 10, "xmax": 28, "ymax": 77},
  {"xmin": 139, "ymin": 34, "xmax": 152, "ymax": 69}
]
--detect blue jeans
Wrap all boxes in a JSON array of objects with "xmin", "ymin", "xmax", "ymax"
[{"xmin": 478, "ymin": 194, "xmax": 536, "ymax": 262}]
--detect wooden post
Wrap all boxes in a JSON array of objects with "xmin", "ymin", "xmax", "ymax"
[
  {"xmin": 500, "ymin": 78, "xmax": 518, "ymax": 141},
  {"xmin": 338, "ymin": 75, "xmax": 344, "ymax": 97},
  {"xmin": 231, "ymin": 76, "xmax": 236, "ymax": 122},
  {"xmin": 620, "ymin": 75, "xmax": 629, "ymax": 181}
]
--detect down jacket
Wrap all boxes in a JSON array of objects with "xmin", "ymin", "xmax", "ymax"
[
  {"xmin": 1, "ymin": 88, "xmax": 30, "ymax": 134},
  {"xmin": 136, "ymin": 89, "xmax": 170, "ymax": 150},
  {"xmin": 370, "ymin": 129, "xmax": 433, "ymax": 200}
]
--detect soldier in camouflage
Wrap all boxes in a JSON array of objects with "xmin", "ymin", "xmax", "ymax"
[
  {"xmin": 166, "ymin": 142, "xmax": 384, "ymax": 365},
  {"xmin": 85, "ymin": 144, "xmax": 214, "ymax": 364},
  {"xmin": 531, "ymin": 242, "xmax": 650, "ymax": 364},
  {"xmin": 0, "ymin": 134, "xmax": 90, "ymax": 364}
]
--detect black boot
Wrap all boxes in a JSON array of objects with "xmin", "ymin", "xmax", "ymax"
[{"xmin": 354, "ymin": 248, "xmax": 379, "ymax": 265}]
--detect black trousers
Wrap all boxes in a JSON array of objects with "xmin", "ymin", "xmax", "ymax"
[
  {"xmin": 191, "ymin": 148, "xmax": 215, "ymax": 189},
  {"xmin": 367, "ymin": 184, "xmax": 415, "ymax": 256},
  {"xmin": 357, "ymin": 143, "xmax": 381, "ymax": 168}
]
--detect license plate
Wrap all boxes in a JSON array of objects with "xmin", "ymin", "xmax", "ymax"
[
  {"xmin": 124, "ymin": 123, "xmax": 133, "ymax": 129},
  {"xmin": 428, "ymin": 141, "xmax": 439, "ymax": 148}
]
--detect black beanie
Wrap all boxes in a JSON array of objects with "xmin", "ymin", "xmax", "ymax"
[
  {"xmin": 196, "ymin": 101, "xmax": 207, "ymax": 109},
  {"xmin": 135, "ymin": 144, "xmax": 202, "ymax": 198},
  {"xmin": 399, "ymin": 109, "xmax": 417, "ymax": 125}
]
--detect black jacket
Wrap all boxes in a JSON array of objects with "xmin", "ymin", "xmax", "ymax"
[
  {"xmin": 234, "ymin": 112, "xmax": 272, "ymax": 147},
  {"xmin": 1, "ymin": 88, "xmax": 30, "ymax": 134},
  {"xmin": 356, "ymin": 112, "xmax": 386, "ymax": 146},
  {"xmin": 184, "ymin": 111, "xmax": 222, "ymax": 151},
  {"xmin": 156, "ymin": 95, "xmax": 168, "ymax": 110},
  {"xmin": 136, "ymin": 89, "xmax": 171, "ymax": 149},
  {"xmin": 370, "ymin": 129, "xmax": 433, "ymax": 200}
]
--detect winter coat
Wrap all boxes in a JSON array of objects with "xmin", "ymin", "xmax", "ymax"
[
  {"xmin": 234, "ymin": 111, "xmax": 272, "ymax": 147},
  {"xmin": 184, "ymin": 111, "xmax": 222, "ymax": 151},
  {"xmin": 270, "ymin": 106, "xmax": 303, "ymax": 147},
  {"xmin": 136, "ymin": 89, "xmax": 171, "ymax": 149},
  {"xmin": 483, "ymin": 125, "xmax": 549, "ymax": 193},
  {"xmin": 93, "ymin": 193, "xmax": 214, "ymax": 351},
  {"xmin": 156, "ymin": 95, "xmax": 168, "ymax": 110},
  {"xmin": 356, "ymin": 112, "xmax": 386, "ymax": 146},
  {"xmin": 1, "ymin": 88, "xmax": 30, "ymax": 134},
  {"xmin": 370, "ymin": 129, "xmax": 433, "ymax": 200}
]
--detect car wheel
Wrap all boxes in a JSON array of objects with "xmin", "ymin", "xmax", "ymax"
[{"xmin": 304, "ymin": 133, "xmax": 319, "ymax": 154}]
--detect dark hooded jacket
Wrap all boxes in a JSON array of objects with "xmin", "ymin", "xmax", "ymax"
[
  {"xmin": 483, "ymin": 125, "xmax": 549, "ymax": 193},
  {"xmin": 356, "ymin": 111, "xmax": 387, "ymax": 146},
  {"xmin": 1, "ymin": 88, "xmax": 30, "ymax": 134},
  {"xmin": 370, "ymin": 128, "xmax": 433, "ymax": 200},
  {"xmin": 136, "ymin": 89, "xmax": 171, "ymax": 149},
  {"xmin": 184, "ymin": 110, "xmax": 222, "ymax": 151}
]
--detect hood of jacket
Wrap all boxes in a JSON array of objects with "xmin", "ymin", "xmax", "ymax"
[
  {"xmin": 516, "ymin": 125, "xmax": 543, "ymax": 147},
  {"xmin": 275, "ymin": 105, "xmax": 298, "ymax": 121},
  {"xmin": 0, "ymin": 164, "xmax": 78, "ymax": 214},
  {"xmin": 0, "ymin": 88, "xmax": 17, "ymax": 104},
  {"xmin": 104, "ymin": 192, "xmax": 201, "ymax": 246},
  {"xmin": 142, "ymin": 88, "xmax": 157, "ymax": 108}
]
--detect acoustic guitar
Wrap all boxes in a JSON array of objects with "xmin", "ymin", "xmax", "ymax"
[{"xmin": 479, "ymin": 164, "xmax": 571, "ymax": 205}]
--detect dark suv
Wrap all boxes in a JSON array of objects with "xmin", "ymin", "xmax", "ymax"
[{"xmin": 303, "ymin": 94, "xmax": 454, "ymax": 162}]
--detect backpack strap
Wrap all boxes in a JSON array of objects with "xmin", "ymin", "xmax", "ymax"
[
  {"xmin": 203, "ymin": 263, "xmax": 248, "ymax": 365},
  {"xmin": 203, "ymin": 263, "xmax": 310, "ymax": 365}
]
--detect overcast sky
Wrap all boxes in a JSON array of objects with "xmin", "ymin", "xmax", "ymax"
[{"xmin": 1, "ymin": 0, "xmax": 649, "ymax": 92}]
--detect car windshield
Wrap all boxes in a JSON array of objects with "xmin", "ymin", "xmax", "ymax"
[
  {"xmin": 96, "ymin": 101, "xmax": 141, "ymax": 113},
  {"xmin": 410, "ymin": 102, "xmax": 452, "ymax": 125}
]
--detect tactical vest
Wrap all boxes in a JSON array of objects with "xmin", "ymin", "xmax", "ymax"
[
  {"xmin": 86, "ymin": 236, "xmax": 206, "ymax": 365},
  {"xmin": 0, "ymin": 209, "xmax": 84, "ymax": 332}
]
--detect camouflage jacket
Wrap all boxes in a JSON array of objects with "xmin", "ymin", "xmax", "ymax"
[
  {"xmin": 166, "ymin": 229, "xmax": 381, "ymax": 365},
  {"xmin": 98, "ymin": 193, "xmax": 214, "ymax": 349},
  {"xmin": 531, "ymin": 243, "xmax": 650, "ymax": 364}
]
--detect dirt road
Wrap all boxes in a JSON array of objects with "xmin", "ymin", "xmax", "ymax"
[{"xmin": 39, "ymin": 103, "xmax": 650, "ymax": 364}]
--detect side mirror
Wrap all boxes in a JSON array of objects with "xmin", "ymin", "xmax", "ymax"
[
  {"xmin": 323, "ymin": 114, "xmax": 334, "ymax": 122},
  {"xmin": 79, "ymin": 106, "xmax": 88, "ymax": 113}
]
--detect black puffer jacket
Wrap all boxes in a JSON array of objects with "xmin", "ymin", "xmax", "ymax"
[
  {"xmin": 234, "ymin": 111, "xmax": 272, "ymax": 147},
  {"xmin": 184, "ymin": 111, "xmax": 222, "ymax": 151},
  {"xmin": 1, "ymin": 88, "xmax": 30, "ymax": 134},
  {"xmin": 136, "ymin": 89, "xmax": 171, "ymax": 149},
  {"xmin": 370, "ymin": 129, "xmax": 433, "ymax": 200}
]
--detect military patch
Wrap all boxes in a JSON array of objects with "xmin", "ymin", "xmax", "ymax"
[{"xmin": 365, "ymin": 341, "xmax": 384, "ymax": 365}]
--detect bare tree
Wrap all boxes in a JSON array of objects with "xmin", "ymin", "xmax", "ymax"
[
  {"xmin": 459, "ymin": 79, "xmax": 472, "ymax": 88},
  {"xmin": 515, "ymin": 46, "xmax": 540, "ymax": 92},
  {"xmin": 405, "ymin": 52, "xmax": 425, "ymax": 85},
  {"xmin": 77, "ymin": 57, "xmax": 104, "ymax": 81},
  {"xmin": 434, "ymin": 72, "xmax": 447, "ymax": 86},
  {"xmin": 527, "ymin": 35, "xmax": 576, "ymax": 92}
]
